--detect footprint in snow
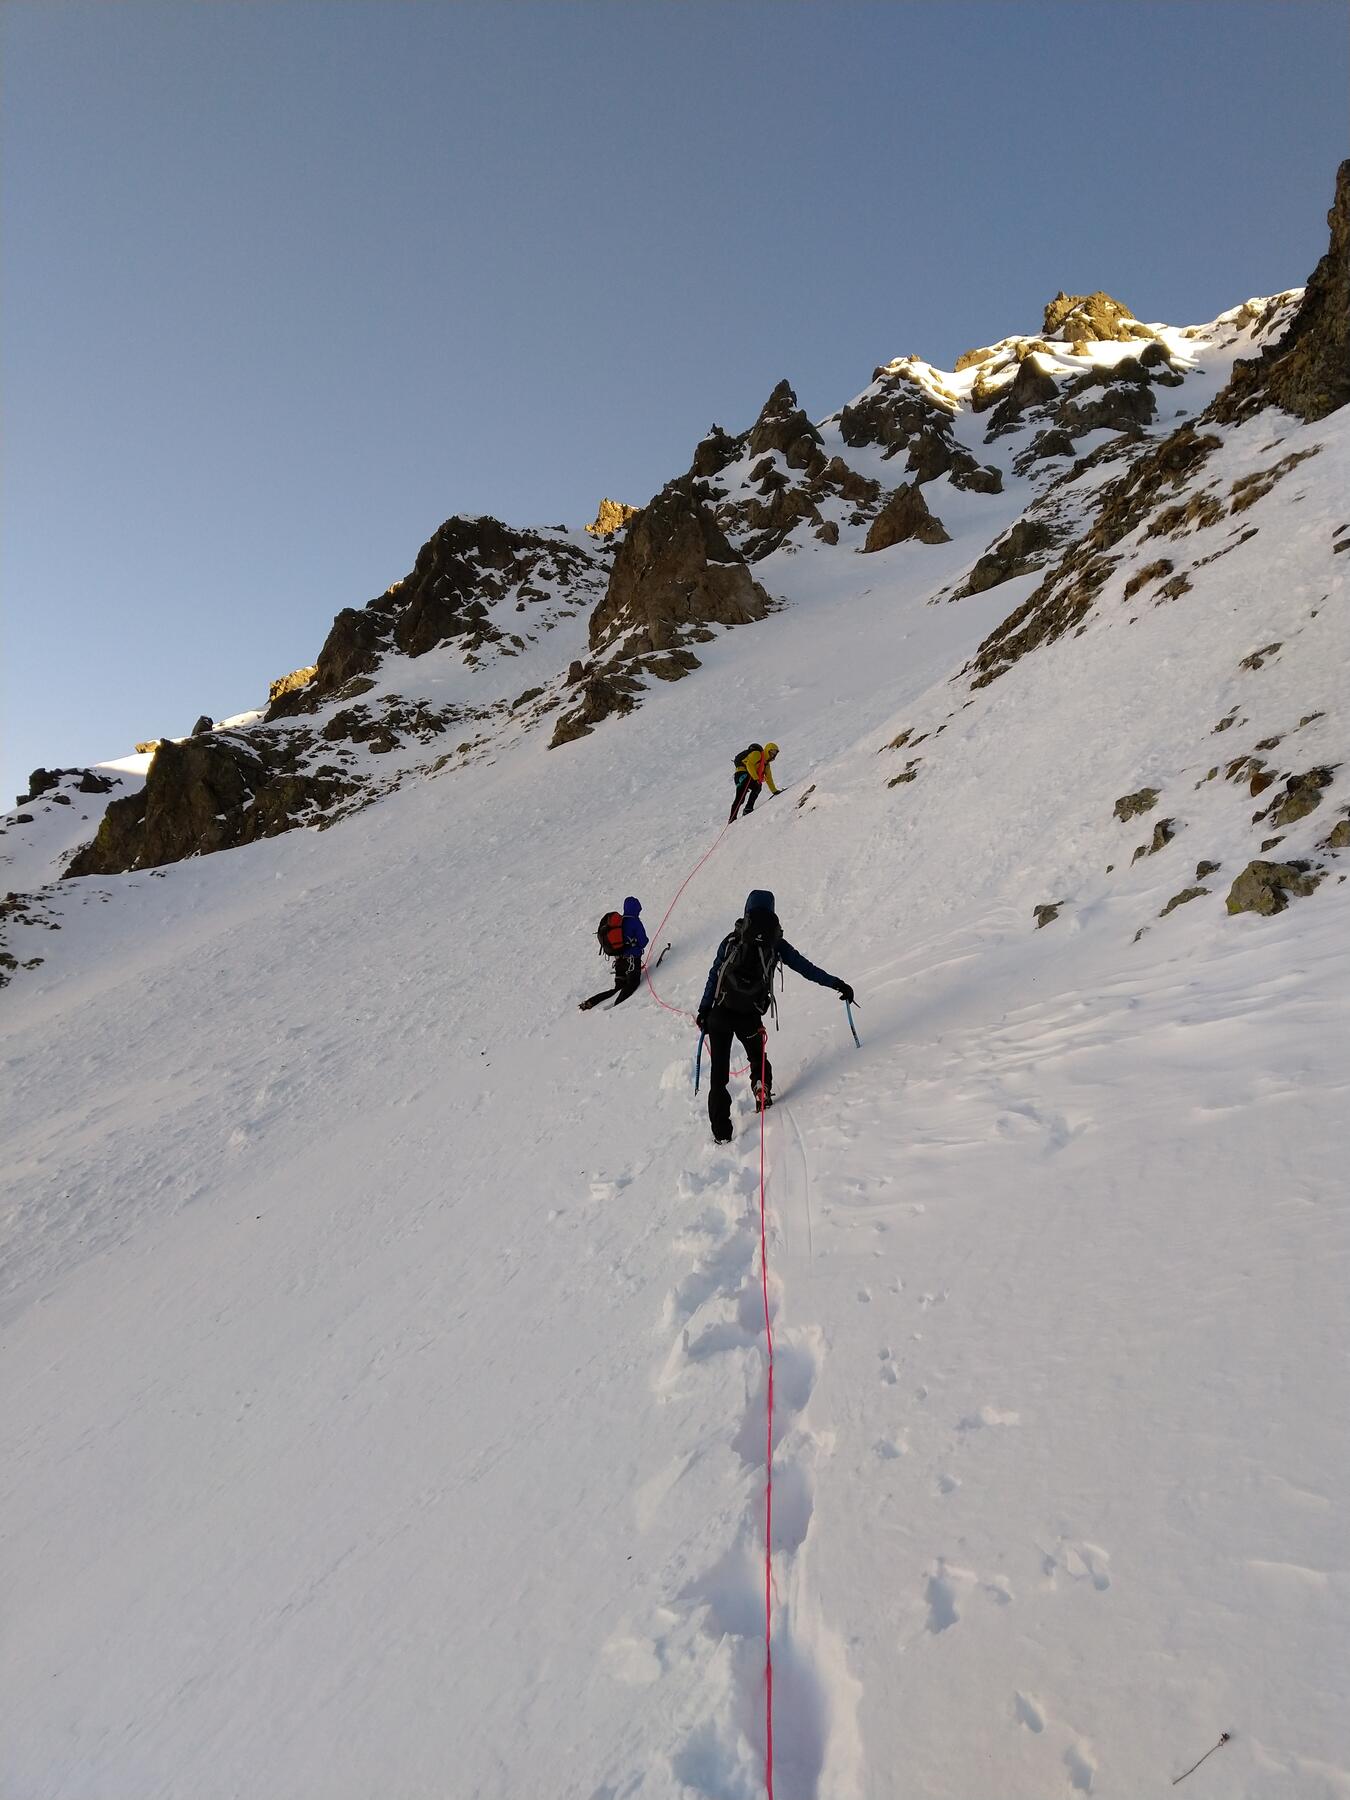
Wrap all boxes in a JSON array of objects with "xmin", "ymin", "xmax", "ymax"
[
  {"xmin": 957, "ymin": 1404, "xmax": 1020, "ymax": 1431},
  {"xmin": 1054, "ymin": 1538, "xmax": 1112, "ymax": 1591},
  {"xmin": 923, "ymin": 1560, "xmax": 975, "ymax": 1634},
  {"xmin": 1012, "ymin": 1691, "xmax": 1046, "ymax": 1733},
  {"xmin": 1064, "ymin": 1740, "xmax": 1097, "ymax": 1792},
  {"xmin": 589, "ymin": 1172, "xmax": 632, "ymax": 1203}
]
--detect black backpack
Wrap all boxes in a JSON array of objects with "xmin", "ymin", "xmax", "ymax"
[
  {"xmin": 733, "ymin": 742, "xmax": 762, "ymax": 773},
  {"xmin": 597, "ymin": 911, "xmax": 626, "ymax": 957},
  {"xmin": 713, "ymin": 909, "xmax": 783, "ymax": 1015}
]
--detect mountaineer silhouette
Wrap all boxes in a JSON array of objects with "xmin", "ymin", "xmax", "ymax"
[
  {"xmin": 728, "ymin": 741, "xmax": 779, "ymax": 822},
  {"xmin": 697, "ymin": 888, "xmax": 852, "ymax": 1142},
  {"xmin": 580, "ymin": 897, "xmax": 648, "ymax": 1011}
]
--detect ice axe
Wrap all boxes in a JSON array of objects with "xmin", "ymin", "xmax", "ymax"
[{"xmin": 843, "ymin": 996, "xmax": 861, "ymax": 1049}]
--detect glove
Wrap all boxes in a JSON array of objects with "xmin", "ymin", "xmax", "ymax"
[
  {"xmin": 696, "ymin": 1012, "xmax": 709, "ymax": 1034},
  {"xmin": 837, "ymin": 983, "xmax": 854, "ymax": 1005}
]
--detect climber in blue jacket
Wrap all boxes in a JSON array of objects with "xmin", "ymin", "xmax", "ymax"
[{"xmin": 580, "ymin": 896, "xmax": 648, "ymax": 1010}]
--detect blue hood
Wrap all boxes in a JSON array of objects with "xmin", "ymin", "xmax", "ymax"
[
  {"xmin": 744, "ymin": 889, "xmax": 775, "ymax": 915},
  {"xmin": 623, "ymin": 896, "xmax": 642, "ymax": 917}
]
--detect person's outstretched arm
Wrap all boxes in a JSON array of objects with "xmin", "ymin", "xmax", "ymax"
[{"xmin": 779, "ymin": 939, "xmax": 852, "ymax": 1001}]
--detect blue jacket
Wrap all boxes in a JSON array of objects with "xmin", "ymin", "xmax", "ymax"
[
  {"xmin": 699, "ymin": 888, "xmax": 840, "ymax": 1015},
  {"xmin": 622, "ymin": 896, "xmax": 649, "ymax": 959}
]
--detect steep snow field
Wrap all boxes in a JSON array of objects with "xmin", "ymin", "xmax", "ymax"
[{"xmin": 4, "ymin": 331, "xmax": 1349, "ymax": 1798}]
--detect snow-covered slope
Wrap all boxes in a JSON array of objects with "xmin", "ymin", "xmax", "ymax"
[{"xmin": 3, "ymin": 230, "xmax": 1349, "ymax": 1799}]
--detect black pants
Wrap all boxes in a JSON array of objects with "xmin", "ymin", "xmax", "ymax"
[
  {"xmin": 705, "ymin": 1005, "xmax": 772, "ymax": 1136},
  {"xmin": 581, "ymin": 955, "xmax": 641, "ymax": 1010},
  {"xmin": 729, "ymin": 775, "xmax": 762, "ymax": 822}
]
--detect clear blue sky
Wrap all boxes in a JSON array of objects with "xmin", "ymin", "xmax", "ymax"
[{"xmin": 3, "ymin": 1, "xmax": 1346, "ymax": 800}]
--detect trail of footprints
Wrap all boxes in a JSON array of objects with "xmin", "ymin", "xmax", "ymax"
[
  {"xmin": 870, "ymin": 1289, "xmax": 1112, "ymax": 1794},
  {"xmin": 610, "ymin": 1136, "xmax": 1117, "ymax": 1797},
  {"xmin": 656, "ymin": 1151, "xmax": 838, "ymax": 1800}
]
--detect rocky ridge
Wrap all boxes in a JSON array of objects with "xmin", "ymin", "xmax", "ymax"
[
  {"xmin": 1211, "ymin": 159, "xmax": 1350, "ymax": 425},
  {"xmin": 3, "ymin": 163, "xmax": 1345, "ymax": 945},
  {"xmin": 871, "ymin": 162, "xmax": 1350, "ymax": 946}
]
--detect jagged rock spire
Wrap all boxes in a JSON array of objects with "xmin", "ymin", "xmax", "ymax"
[{"xmin": 1212, "ymin": 158, "xmax": 1350, "ymax": 424}]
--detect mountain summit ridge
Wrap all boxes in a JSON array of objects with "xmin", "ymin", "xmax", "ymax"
[{"xmin": 3, "ymin": 164, "xmax": 1346, "ymax": 915}]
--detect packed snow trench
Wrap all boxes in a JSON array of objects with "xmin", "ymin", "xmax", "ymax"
[{"xmin": 4, "ymin": 326, "xmax": 1350, "ymax": 1794}]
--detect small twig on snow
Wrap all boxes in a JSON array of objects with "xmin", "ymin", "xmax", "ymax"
[{"xmin": 1172, "ymin": 1732, "xmax": 1231, "ymax": 1785}]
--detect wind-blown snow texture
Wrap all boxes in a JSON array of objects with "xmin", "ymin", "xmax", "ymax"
[{"xmin": 3, "ymin": 288, "xmax": 1348, "ymax": 1799}]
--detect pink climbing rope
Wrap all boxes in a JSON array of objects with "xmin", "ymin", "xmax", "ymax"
[
  {"xmin": 757, "ymin": 1026, "xmax": 776, "ymax": 1798},
  {"xmin": 641, "ymin": 821, "xmax": 733, "ymax": 1020},
  {"xmin": 641, "ymin": 821, "xmax": 750, "ymax": 1076}
]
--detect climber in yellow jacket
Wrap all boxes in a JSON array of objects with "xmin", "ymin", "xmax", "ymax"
[{"xmin": 728, "ymin": 741, "xmax": 779, "ymax": 822}]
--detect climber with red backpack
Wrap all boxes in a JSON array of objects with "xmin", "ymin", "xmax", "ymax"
[
  {"xmin": 579, "ymin": 897, "xmax": 649, "ymax": 1011},
  {"xmin": 696, "ymin": 888, "xmax": 854, "ymax": 1142},
  {"xmin": 728, "ymin": 741, "xmax": 779, "ymax": 822}
]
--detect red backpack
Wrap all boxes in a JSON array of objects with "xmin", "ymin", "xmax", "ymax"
[{"xmin": 596, "ymin": 911, "xmax": 626, "ymax": 956}]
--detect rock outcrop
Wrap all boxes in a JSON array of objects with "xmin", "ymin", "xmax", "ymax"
[
  {"xmin": 711, "ymin": 452, "xmax": 883, "ymax": 561},
  {"xmin": 1211, "ymin": 160, "xmax": 1350, "ymax": 425},
  {"xmin": 1042, "ymin": 290, "xmax": 1156, "ymax": 346},
  {"xmin": 691, "ymin": 424, "xmax": 745, "ymax": 480},
  {"xmin": 1225, "ymin": 858, "xmax": 1322, "ymax": 917},
  {"xmin": 863, "ymin": 483, "xmax": 951, "ymax": 552},
  {"xmin": 968, "ymin": 424, "xmax": 1222, "ymax": 687},
  {"xmin": 547, "ymin": 667, "xmax": 644, "ymax": 749},
  {"xmin": 970, "ymin": 332, "xmax": 1184, "ymax": 450},
  {"xmin": 973, "ymin": 352, "xmax": 1062, "ymax": 433},
  {"xmin": 1055, "ymin": 373, "xmax": 1157, "ymax": 438},
  {"xmin": 951, "ymin": 518, "xmax": 1058, "ymax": 597},
  {"xmin": 586, "ymin": 498, "xmax": 638, "ymax": 538},
  {"xmin": 840, "ymin": 364, "xmax": 1002, "ymax": 492},
  {"xmin": 746, "ymin": 380, "xmax": 825, "ymax": 469},
  {"xmin": 1113, "ymin": 787, "xmax": 1160, "ymax": 823},
  {"xmin": 588, "ymin": 479, "xmax": 771, "ymax": 657},
  {"xmin": 268, "ymin": 665, "xmax": 319, "ymax": 709},
  {"xmin": 19, "ymin": 767, "xmax": 117, "ymax": 805},
  {"xmin": 268, "ymin": 515, "xmax": 600, "ymax": 719},
  {"xmin": 1265, "ymin": 767, "xmax": 1335, "ymax": 829},
  {"xmin": 546, "ymin": 480, "xmax": 772, "ymax": 747},
  {"xmin": 66, "ymin": 735, "xmax": 358, "ymax": 878}
]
